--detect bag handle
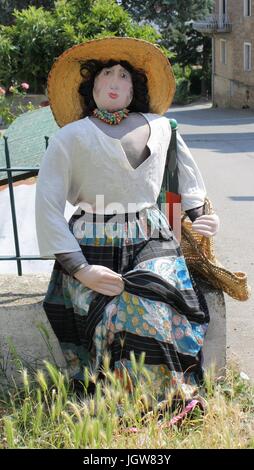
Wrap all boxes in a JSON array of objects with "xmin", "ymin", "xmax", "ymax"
[{"xmin": 161, "ymin": 118, "xmax": 179, "ymax": 194}]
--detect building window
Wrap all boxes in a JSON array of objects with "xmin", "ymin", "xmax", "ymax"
[
  {"xmin": 244, "ymin": 42, "xmax": 252, "ymax": 71},
  {"xmin": 244, "ymin": 0, "xmax": 251, "ymax": 16},
  {"xmin": 219, "ymin": 0, "xmax": 227, "ymax": 16},
  {"xmin": 220, "ymin": 39, "xmax": 227, "ymax": 65}
]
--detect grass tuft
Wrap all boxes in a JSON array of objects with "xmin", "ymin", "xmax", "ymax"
[{"xmin": 0, "ymin": 358, "xmax": 253, "ymax": 449}]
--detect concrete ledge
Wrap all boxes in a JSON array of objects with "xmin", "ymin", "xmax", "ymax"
[
  {"xmin": 0, "ymin": 274, "xmax": 66, "ymax": 386},
  {"xmin": 196, "ymin": 275, "xmax": 226, "ymax": 374},
  {"xmin": 0, "ymin": 274, "xmax": 226, "ymax": 386}
]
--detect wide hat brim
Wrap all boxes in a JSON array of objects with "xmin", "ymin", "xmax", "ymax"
[{"xmin": 47, "ymin": 37, "xmax": 176, "ymax": 127}]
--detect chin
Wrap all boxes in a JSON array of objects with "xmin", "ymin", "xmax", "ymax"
[
  {"xmin": 108, "ymin": 106, "xmax": 121, "ymax": 112},
  {"xmin": 104, "ymin": 102, "xmax": 125, "ymax": 112}
]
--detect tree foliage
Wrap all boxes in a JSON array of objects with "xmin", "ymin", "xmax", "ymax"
[
  {"xmin": 120, "ymin": 0, "xmax": 213, "ymax": 67},
  {"xmin": 0, "ymin": 0, "xmax": 160, "ymax": 93},
  {"xmin": 120, "ymin": 0, "xmax": 213, "ymax": 94},
  {"xmin": 0, "ymin": 0, "xmax": 213, "ymax": 98},
  {"xmin": 0, "ymin": 0, "xmax": 55, "ymax": 25}
]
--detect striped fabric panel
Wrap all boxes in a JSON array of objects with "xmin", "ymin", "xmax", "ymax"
[{"xmin": 110, "ymin": 331, "xmax": 201, "ymax": 375}]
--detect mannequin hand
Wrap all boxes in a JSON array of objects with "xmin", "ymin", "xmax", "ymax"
[
  {"xmin": 192, "ymin": 213, "xmax": 220, "ymax": 237},
  {"xmin": 73, "ymin": 264, "xmax": 124, "ymax": 296}
]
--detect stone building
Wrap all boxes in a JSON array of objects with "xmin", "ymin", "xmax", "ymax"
[{"xmin": 193, "ymin": 0, "xmax": 254, "ymax": 108}]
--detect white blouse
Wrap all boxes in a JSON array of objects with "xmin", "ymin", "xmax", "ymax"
[{"xmin": 35, "ymin": 113, "xmax": 206, "ymax": 257}]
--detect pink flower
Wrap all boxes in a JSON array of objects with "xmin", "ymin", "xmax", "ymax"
[
  {"xmin": 174, "ymin": 327, "xmax": 184, "ymax": 340},
  {"xmin": 0, "ymin": 87, "xmax": 5, "ymax": 96},
  {"xmin": 172, "ymin": 314, "xmax": 181, "ymax": 326},
  {"xmin": 21, "ymin": 82, "xmax": 29, "ymax": 90}
]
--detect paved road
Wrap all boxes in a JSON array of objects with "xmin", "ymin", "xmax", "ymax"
[{"xmin": 166, "ymin": 101, "xmax": 254, "ymax": 379}]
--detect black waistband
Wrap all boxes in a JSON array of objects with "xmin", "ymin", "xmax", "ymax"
[{"xmin": 80, "ymin": 210, "xmax": 141, "ymax": 223}]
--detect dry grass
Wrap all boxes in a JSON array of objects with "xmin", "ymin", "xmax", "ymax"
[{"xmin": 0, "ymin": 356, "xmax": 253, "ymax": 449}]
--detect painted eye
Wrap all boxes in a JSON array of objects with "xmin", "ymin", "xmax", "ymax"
[{"xmin": 103, "ymin": 70, "xmax": 111, "ymax": 75}]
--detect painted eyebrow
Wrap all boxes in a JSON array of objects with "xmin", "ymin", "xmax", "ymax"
[{"xmin": 104, "ymin": 67, "xmax": 130, "ymax": 74}]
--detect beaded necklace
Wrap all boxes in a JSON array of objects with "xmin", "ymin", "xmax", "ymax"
[{"xmin": 92, "ymin": 107, "xmax": 129, "ymax": 125}]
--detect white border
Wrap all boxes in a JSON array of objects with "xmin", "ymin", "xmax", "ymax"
[
  {"xmin": 244, "ymin": 0, "xmax": 252, "ymax": 17},
  {"xmin": 220, "ymin": 39, "xmax": 227, "ymax": 65},
  {"xmin": 244, "ymin": 42, "xmax": 252, "ymax": 71}
]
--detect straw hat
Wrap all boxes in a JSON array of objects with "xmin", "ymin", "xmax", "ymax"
[{"xmin": 47, "ymin": 36, "xmax": 176, "ymax": 127}]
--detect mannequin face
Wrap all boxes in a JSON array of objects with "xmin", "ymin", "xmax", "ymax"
[{"xmin": 92, "ymin": 64, "xmax": 133, "ymax": 112}]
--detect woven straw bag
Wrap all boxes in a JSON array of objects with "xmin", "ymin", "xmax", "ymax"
[{"xmin": 181, "ymin": 198, "xmax": 251, "ymax": 301}]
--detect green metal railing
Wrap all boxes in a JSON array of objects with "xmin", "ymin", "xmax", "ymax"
[{"xmin": 0, "ymin": 135, "xmax": 53, "ymax": 276}]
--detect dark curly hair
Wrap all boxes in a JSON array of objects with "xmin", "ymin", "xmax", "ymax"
[{"xmin": 78, "ymin": 59, "xmax": 150, "ymax": 117}]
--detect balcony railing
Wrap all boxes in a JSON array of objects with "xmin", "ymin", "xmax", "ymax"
[{"xmin": 192, "ymin": 14, "xmax": 232, "ymax": 34}]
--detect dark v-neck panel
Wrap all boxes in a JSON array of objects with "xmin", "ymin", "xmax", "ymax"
[{"xmin": 86, "ymin": 112, "xmax": 153, "ymax": 172}]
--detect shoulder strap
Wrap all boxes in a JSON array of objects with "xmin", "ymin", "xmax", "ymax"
[{"xmin": 161, "ymin": 119, "xmax": 179, "ymax": 194}]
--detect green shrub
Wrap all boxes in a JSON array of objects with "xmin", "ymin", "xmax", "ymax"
[
  {"xmin": 173, "ymin": 77, "xmax": 190, "ymax": 105},
  {"xmin": 189, "ymin": 67, "xmax": 202, "ymax": 95},
  {"xmin": 0, "ymin": 81, "xmax": 36, "ymax": 126},
  {"xmin": 0, "ymin": 0, "xmax": 160, "ymax": 94}
]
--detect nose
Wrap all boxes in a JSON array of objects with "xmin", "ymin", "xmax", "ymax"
[
  {"xmin": 110, "ymin": 83, "xmax": 118, "ymax": 90},
  {"xmin": 109, "ymin": 74, "xmax": 119, "ymax": 90}
]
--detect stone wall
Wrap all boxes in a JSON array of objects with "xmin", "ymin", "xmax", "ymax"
[
  {"xmin": 213, "ymin": 73, "xmax": 254, "ymax": 107},
  {"xmin": 0, "ymin": 274, "xmax": 66, "ymax": 387}
]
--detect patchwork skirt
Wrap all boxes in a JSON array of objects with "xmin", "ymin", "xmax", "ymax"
[{"xmin": 43, "ymin": 204, "xmax": 209, "ymax": 400}]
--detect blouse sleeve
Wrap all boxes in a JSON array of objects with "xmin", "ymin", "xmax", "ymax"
[
  {"xmin": 176, "ymin": 131, "xmax": 207, "ymax": 211},
  {"xmin": 35, "ymin": 135, "xmax": 82, "ymax": 257},
  {"xmin": 55, "ymin": 251, "xmax": 89, "ymax": 276}
]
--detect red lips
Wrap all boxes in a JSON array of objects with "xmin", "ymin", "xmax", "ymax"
[{"xmin": 108, "ymin": 92, "xmax": 119, "ymax": 99}]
